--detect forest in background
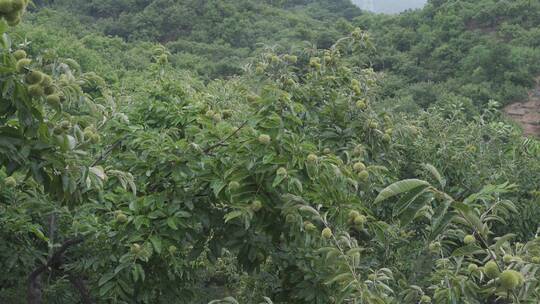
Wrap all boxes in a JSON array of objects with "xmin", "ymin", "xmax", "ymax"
[{"xmin": 1, "ymin": 0, "xmax": 540, "ymax": 303}]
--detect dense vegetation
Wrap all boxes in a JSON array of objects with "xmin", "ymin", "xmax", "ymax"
[
  {"xmin": 357, "ymin": 0, "xmax": 540, "ymax": 111},
  {"xmin": 1, "ymin": 0, "xmax": 539, "ymax": 303},
  {"xmin": 40, "ymin": 0, "xmax": 360, "ymax": 79}
]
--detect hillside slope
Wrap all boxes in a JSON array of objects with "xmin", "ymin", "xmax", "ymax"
[
  {"xmin": 354, "ymin": 0, "xmax": 540, "ymax": 111},
  {"xmin": 504, "ymin": 78, "xmax": 540, "ymax": 137},
  {"xmin": 1, "ymin": 0, "xmax": 540, "ymax": 303},
  {"xmin": 42, "ymin": 0, "xmax": 361, "ymax": 78}
]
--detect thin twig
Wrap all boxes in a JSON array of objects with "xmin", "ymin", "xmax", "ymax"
[
  {"xmin": 203, "ymin": 120, "xmax": 249, "ymax": 154},
  {"xmin": 91, "ymin": 138, "xmax": 124, "ymax": 167}
]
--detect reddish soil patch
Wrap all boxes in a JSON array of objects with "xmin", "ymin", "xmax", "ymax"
[{"xmin": 503, "ymin": 78, "xmax": 540, "ymax": 137}]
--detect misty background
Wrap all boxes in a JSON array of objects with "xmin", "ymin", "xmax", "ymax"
[{"xmin": 352, "ymin": 0, "xmax": 427, "ymax": 14}]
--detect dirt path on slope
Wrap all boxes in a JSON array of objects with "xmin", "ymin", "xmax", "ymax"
[{"xmin": 503, "ymin": 77, "xmax": 540, "ymax": 137}]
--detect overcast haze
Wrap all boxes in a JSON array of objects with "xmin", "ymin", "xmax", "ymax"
[{"xmin": 352, "ymin": 0, "xmax": 427, "ymax": 14}]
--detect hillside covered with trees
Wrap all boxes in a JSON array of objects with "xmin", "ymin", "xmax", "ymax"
[{"xmin": 1, "ymin": 0, "xmax": 540, "ymax": 303}]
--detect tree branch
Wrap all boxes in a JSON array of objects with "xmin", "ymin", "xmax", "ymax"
[
  {"xmin": 91, "ymin": 138, "xmax": 124, "ymax": 167},
  {"xmin": 203, "ymin": 120, "xmax": 249, "ymax": 154},
  {"xmin": 27, "ymin": 237, "xmax": 84, "ymax": 304}
]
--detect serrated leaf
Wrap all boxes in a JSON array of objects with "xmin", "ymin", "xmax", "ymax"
[
  {"xmin": 492, "ymin": 233, "xmax": 516, "ymax": 251},
  {"xmin": 224, "ymin": 210, "xmax": 243, "ymax": 223},
  {"xmin": 297, "ymin": 205, "xmax": 320, "ymax": 216},
  {"xmin": 392, "ymin": 185, "xmax": 429, "ymax": 218},
  {"xmin": 429, "ymin": 203, "xmax": 456, "ymax": 241},
  {"xmin": 89, "ymin": 166, "xmax": 107, "ymax": 181},
  {"xmin": 422, "ymin": 163, "xmax": 445, "ymax": 188},
  {"xmin": 99, "ymin": 281, "xmax": 115, "ymax": 297},
  {"xmin": 451, "ymin": 244, "xmax": 484, "ymax": 257},
  {"xmin": 98, "ymin": 272, "xmax": 115, "ymax": 287},
  {"xmin": 325, "ymin": 272, "xmax": 353, "ymax": 285},
  {"xmin": 375, "ymin": 179, "xmax": 430, "ymax": 204},
  {"xmin": 149, "ymin": 236, "xmax": 162, "ymax": 254},
  {"xmin": 166, "ymin": 217, "xmax": 178, "ymax": 230}
]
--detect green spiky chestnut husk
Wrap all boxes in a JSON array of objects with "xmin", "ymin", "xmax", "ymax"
[
  {"xmin": 12, "ymin": 0, "xmax": 25, "ymax": 10},
  {"xmin": 353, "ymin": 162, "xmax": 366, "ymax": 172},
  {"xmin": 307, "ymin": 154, "xmax": 318, "ymax": 162},
  {"xmin": 41, "ymin": 75, "xmax": 53, "ymax": 87},
  {"xmin": 115, "ymin": 212, "xmax": 128, "ymax": 223},
  {"xmin": 13, "ymin": 49, "xmax": 26, "ymax": 60},
  {"xmin": 354, "ymin": 215, "xmax": 367, "ymax": 225},
  {"xmin": 168, "ymin": 245, "xmax": 177, "ymax": 254},
  {"xmin": 90, "ymin": 133, "xmax": 101, "ymax": 144},
  {"xmin": 463, "ymin": 235, "xmax": 476, "ymax": 245},
  {"xmin": 321, "ymin": 227, "xmax": 333, "ymax": 239},
  {"xmin": 251, "ymin": 200, "xmax": 262, "ymax": 212},
  {"xmin": 499, "ymin": 270, "xmax": 523, "ymax": 290},
  {"xmin": 468, "ymin": 264, "xmax": 478, "ymax": 273},
  {"xmin": 304, "ymin": 221, "xmax": 316, "ymax": 231},
  {"xmin": 484, "ymin": 261, "xmax": 500, "ymax": 279},
  {"xmin": 276, "ymin": 167, "xmax": 287, "ymax": 176},
  {"xmin": 130, "ymin": 243, "xmax": 142, "ymax": 254},
  {"xmin": 228, "ymin": 181, "xmax": 240, "ymax": 191},
  {"xmin": 348, "ymin": 210, "xmax": 360, "ymax": 219},
  {"xmin": 356, "ymin": 100, "xmax": 367, "ymax": 110},
  {"xmin": 27, "ymin": 84, "xmax": 44, "ymax": 97},
  {"xmin": 285, "ymin": 214, "xmax": 295, "ymax": 223},
  {"xmin": 4, "ymin": 176, "xmax": 17, "ymax": 188},
  {"xmin": 258, "ymin": 134, "xmax": 271, "ymax": 145},
  {"xmin": 358, "ymin": 170, "xmax": 369, "ymax": 182},
  {"xmin": 25, "ymin": 70, "xmax": 43, "ymax": 85},
  {"xmin": 46, "ymin": 94, "xmax": 61, "ymax": 106},
  {"xmin": 428, "ymin": 242, "xmax": 440, "ymax": 253},
  {"xmin": 44, "ymin": 85, "xmax": 56, "ymax": 95},
  {"xmin": 0, "ymin": 0, "xmax": 13, "ymax": 13},
  {"xmin": 16, "ymin": 58, "xmax": 31, "ymax": 73}
]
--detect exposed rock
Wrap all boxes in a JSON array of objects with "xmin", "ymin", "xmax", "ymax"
[{"xmin": 503, "ymin": 77, "xmax": 540, "ymax": 137}]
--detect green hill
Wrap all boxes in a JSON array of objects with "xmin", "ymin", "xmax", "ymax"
[
  {"xmin": 41, "ymin": 0, "xmax": 361, "ymax": 78},
  {"xmin": 1, "ymin": 1, "xmax": 540, "ymax": 303}
]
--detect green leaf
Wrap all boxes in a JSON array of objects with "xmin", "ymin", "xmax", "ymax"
[
  {"xmin": 325, "ymin": 272, "xmax": 353, "ymax": 285},
  {"xmin": 224, "ymin": 210, "xmax": 243, "ymax": 223},
  {"xmin": 261, "ymin": 297, "xmax": 274, "ymax": 304},
  {"xmin": 272, "ymin": 174, "xmax": 286, "ymax": 187},
  {"xmin": 375, "ymin": 179, "xmax": 430, "ymax": 204},
  {"xmin": 208, "ymin": 297, "xmax": 240, "ymax": 304},
  {"xmin": 99, "ymin": 281, "xmax": 115, "ymax": 297},
  {"xmin": 458, "ymin": 209, "xmax": 488, "ymax": 238},
  {"xmin": 166, "ymin": 217, "xmax": 178, "ymax": 230},
  {"xmin": 90, "ymin": 166, "xmax": 107, "ymax": 181},
  {"xmin": 421, "ymin": 163, "xmax": 445, "ymax": 188},
  {"xmin": 392, "ymin": 185, "xmax": 430, "ymax": 218},
  {"xmin": 211, "ymin": 180, "xmax": 226, "ymax": 197},
  {"xmin": 297, "ymin": 205, "xmax": 320, "ymax": 216},
  {"xmin": 429, "ymin": 203, "xmax": 456, "ymax": 241},
  {"xmin": 493, "ymin": 233, "xmax": 516, "ymax": 251},
  {"xmin": 98, "ymin": 272, "xmax": 116, "ymax": 287},
  {"xmin": 149, "ymin": 236, "xmax": 162, "ymax": 254},
  {"xmin": 29, "ymin": 226, "xmax": 48, "ymax": 242},
  {"xmin": 451, "ymin": 244, "xmax": 484, "ymax": 257},
  {"xmin": 132, "ymin": 263, "xmax": 145, "ymax": 282},
  {"xmin": 398, "ymin": 193, "xmax": 431, "ymax": 226}
]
